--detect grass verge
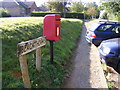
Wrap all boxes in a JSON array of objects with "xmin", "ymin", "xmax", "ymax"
[{"xmin": 1, "ymin": 17, "xmax": 83, "ymax": 88}]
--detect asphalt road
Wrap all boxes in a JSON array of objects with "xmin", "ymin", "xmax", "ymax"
[{"xmin": 63, "ymin": 21, "xmax": 108, "ymax": 88}]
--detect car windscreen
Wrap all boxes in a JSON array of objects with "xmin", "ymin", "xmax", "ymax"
[{"xmin": 97, "ymin": 24, "xmax": 113, "ymax": 31}]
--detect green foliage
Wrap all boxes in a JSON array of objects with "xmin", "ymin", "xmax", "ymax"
[
  {"xmin": 85, "ymin": 2, "xmax": 98, "ymax": 9},
  {"xmin": 1, "ymin": 17, "xmax": 83, "ymax": 88},
  {"xmin": 31, "ymin": 12, "xmax": 91, "ymax": 19},
  {"xmin": 107, "ymin": 81, "xmax": 114, "ymax": 88},
  {"xmin": 102, "ymin": 2, "xmax": 120, "ymax": 14},
  {"xmin": 101, "ymin": 1, "xmax": 120, "ymax": 21},
  {"xmin": 86, "ymin": 7, "xmax": 99, "ymax": 18},
  {"xmin": 70, "ymin": 2, "xmax": 84, "ymax": 12},
  {"xmin": 46, "ymin": 0, "xmax": 65, "ymax": 12},
  {"xmin": 85, "ymin": 2, "xmax": 99, "ymax": 18},
  {"xmin": 99, "ymin": 11, "xmax": 108, "ymax": 19},
  {"xmin": 0, "ymin": 8, "xmax": 11, "ymax": 17}
]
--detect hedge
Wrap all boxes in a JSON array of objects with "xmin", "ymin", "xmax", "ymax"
[{"xmin": 31, "ymin": 12, "xmax": 90, "ymax": 19}]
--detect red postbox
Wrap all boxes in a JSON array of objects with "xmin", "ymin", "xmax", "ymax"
[{"xmin": 43, "ymin": 14, "xmax": 61, "ymax": 41}]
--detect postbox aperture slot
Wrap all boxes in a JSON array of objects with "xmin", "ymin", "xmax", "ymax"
[{"xmin": 56, "ymin": 18, "xmax": 61, "ymax": 21}]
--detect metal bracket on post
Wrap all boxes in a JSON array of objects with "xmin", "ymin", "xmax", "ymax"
[{"xmin": 49, "ymin": 40, "xmax": 54, "ymax": 64}]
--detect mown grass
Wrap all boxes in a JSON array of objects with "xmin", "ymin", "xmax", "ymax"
[{"xmin": 1, "ymin": 17, "xmax": 83, "ymax": 88}]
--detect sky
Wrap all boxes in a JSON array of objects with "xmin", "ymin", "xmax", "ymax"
[
  {"xmin": 0, "ymin": 0, "xmax": 101, "ymax": 6},
  {"xmin": 24, "ymin": 0, "xmax": 101, "ymax": 6}
]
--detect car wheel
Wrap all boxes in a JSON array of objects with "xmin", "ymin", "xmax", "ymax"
[{"xmin": 117, "ymin": 62, "xmax": 120, "ymax": 74}]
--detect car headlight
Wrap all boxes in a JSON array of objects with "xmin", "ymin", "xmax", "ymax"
[{"xmin": 103, "ymin": 47, "xmax": 110, "ymax": 55}]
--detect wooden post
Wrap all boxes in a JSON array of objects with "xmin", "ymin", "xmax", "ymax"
[
  {"xmin": 17, "ymin": 37, "xmax": 46, "ymax": 88},
  {"xmin": 19, "ymin": 55, "xmax": 31, "ymax": 88},
  {"xmin": 36, "ymin": 48, "xmax": 41, "ymax": 72}
]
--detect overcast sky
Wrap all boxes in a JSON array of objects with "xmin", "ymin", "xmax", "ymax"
[
  {"xmin": 24, "ymin": 0, "xmax": 101, "ymax": 6},
  {"xmin": 0, "ymin": 0, "xmax": 101, "ymax": 6}
]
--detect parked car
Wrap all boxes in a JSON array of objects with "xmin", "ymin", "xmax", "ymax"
[
  {"xmin": 98, "ymin": 38, "xmax": 120, "ymax": 74},
  {"xmin": 86, "ymin": 21, "xmax": 120, "ymax": 46}
]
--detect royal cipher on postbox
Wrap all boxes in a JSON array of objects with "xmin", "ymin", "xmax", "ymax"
[{"xmin": 43, "ymin": 14, "xmax": 61, "ymax": 41}]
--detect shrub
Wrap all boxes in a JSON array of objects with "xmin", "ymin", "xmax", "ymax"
[
  {"xmin": 0, "ymin": 8, "xmax": 11, "ymax": 17},
  {"xmin": 31, "ymin": 12, "xmax": 90, "ymax": 19}
]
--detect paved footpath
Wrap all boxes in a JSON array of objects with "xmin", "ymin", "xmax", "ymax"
[{"xmin": 64, "ymin": 21, "xmax": 108, "ymax": 88}]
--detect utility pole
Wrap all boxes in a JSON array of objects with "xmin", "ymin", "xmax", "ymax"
[
  {"xmin": 83, "ymin": 2, "xmax": 86, "ymax": 22},
  {"xmin": 63, "ymin": 1, "xmax": 66, "ymax": 18}
]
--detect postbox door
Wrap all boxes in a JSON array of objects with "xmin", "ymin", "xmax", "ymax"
[{"xmin": 43, "ymin": 14, "xmax": 61, "ymax": 41}]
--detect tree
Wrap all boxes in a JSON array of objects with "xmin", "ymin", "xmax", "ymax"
[
  {"xmin": 83, "ymin": 2, "xmax": 99, "ymax": 19},
  {"xmin": 99, "ymin": 10, "xmax": 108, "ymax": 19},
  {"xmin": 70, "ymin": 2, "xmax": 84, "ymax": 12},
  {"xmin": 101, "ymin": 1, "xmax": 120, "ymax": 21},
  {"xmin": 46, "ymin": 0, "xmax": 70, "ymax": 13},
  {"xmin": 46, "ymin": 1, "xmax": 64, "ymax": 12},
  {"xmin": 86, "ymin": 2, "xmax": 98, "ymax": 9},
  {"xmin": 86, "ymin": 7, "xmax": 99, "ymax": 18}
]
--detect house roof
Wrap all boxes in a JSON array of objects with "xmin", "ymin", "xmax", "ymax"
[
  {"xmin": 17, "ymin": 1, "xmax": 29, "ymax": 8},
  {"xmin": 0, "ymin": 0, "xmax": 19, "ymax": 8},
  {"xmin": 38, "ymin": 5, "xmax": 50, "ymax": 11},
  {"xmin": 23, "ymin": 2, "xmax": 35, "ymax": 8},
  {"xmin": 0, "ymin": 0, "xmax": 35, "ymax": 8}
]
